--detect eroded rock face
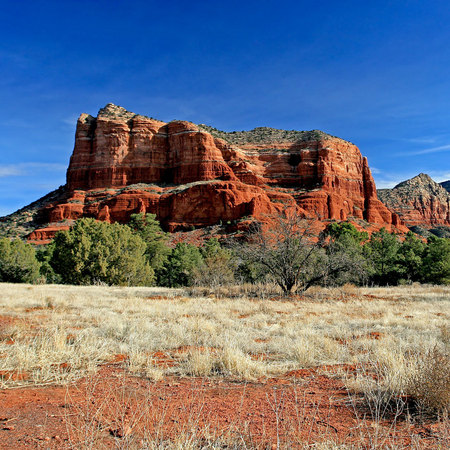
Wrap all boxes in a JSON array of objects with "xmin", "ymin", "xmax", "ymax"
[
  {"xmin": 378, "ymin": 174, "xmax": 450, "ymax": 228},
  {"xmin": 28, "ymin": 104, "xmax": 405, "ymax": 241},
  {"xmin": 441, "ymin": 180, "xmax": 450, "ymax": 193}
]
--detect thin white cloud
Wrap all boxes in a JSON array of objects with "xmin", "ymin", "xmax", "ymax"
[
  {"xmin": 403, "ymin": 137, "xmax": 437, "ymax": 144},
  {"xmin": 433, "ymin": 172, "xmax": 450, "ymax": 183},
  {"xmin": 0, "ymin": 162, "xmax": 66, "ymax": 178},
  {"xmin": 61, "ymin": 115, "xmax": 80, "ymax": 127},
  {"xmin": 0, "ymin": 166, "xmax": 23, "ymax": 177},
  {"xmin": 397, "ymin": 144, "xmax": 450, "ymax": 156}
]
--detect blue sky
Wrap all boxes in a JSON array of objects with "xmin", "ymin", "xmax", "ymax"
[{"xmin": 1, "ymin": 0, "xmax": 450, "ymax": 215}]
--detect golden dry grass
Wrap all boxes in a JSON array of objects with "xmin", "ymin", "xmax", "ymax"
[{"xmin": 0, "ymin": 283, "xmax": 448, "ymax": 392}]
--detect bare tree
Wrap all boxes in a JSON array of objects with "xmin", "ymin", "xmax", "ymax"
[{"xmin": 239, "ymin": 212, "xmax": 360, "ymax": 295}]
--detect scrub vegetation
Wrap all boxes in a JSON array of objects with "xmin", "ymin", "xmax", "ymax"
[{"xmin": 1, "ymin": 213, "xmax": 449, "ymax": 291}]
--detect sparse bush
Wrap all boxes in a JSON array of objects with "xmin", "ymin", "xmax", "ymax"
[
  {"xmin": 407, "ymin": 346, "xmax": 450, "ymax": 416},
  {"xmin": 193, "ymin": 238, "xmax": 236, "ymax": 288},
  {"xmin": 347, "ymin": 345, "xmax": 449, "ymax": 420},
  {"xmin": 182, "ymin": 346, "xmax": 268, "ymax": 380},
  {"xmin": 239, "ymin": 214, "xmax": 364, "ymax": 294}
]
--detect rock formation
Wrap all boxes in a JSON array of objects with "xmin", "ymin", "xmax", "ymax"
[
  {"xmin": 18, "ymin": 104, "xmax": 406, "ymax": 242},
  {"xmin": 378, "ymin": 173, "xmax": 450, "ymax": 228}
]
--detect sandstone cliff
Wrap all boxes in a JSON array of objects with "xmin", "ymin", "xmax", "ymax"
[
  {"xmin": 378, "ymin": 173, "xmax": 450, "ymax": 228},
  {"xmin": 20, "ymin": 104, "xmax": 405, "ymax": 242}
]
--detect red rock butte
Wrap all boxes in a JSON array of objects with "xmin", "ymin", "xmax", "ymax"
[{"xmin": 28, "ymin": 103, "xmax": 406, "ymax": 242}]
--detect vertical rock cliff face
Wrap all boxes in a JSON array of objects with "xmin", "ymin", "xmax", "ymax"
[
  {"xmin": 67, "ymin": 105, "xmax": 236, "ymax": 190},
  {"xmin": 378, "ymin": 174, "xmax": 450, "ymax": 227},
  {"xmin": 27, "ymin": 104, "xmax": 404, "ymax": 241}
]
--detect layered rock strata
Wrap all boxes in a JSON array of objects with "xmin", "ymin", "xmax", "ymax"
[
  {"xmin": 378, "ymin": 173, "xmax": 450, "ymax": 228},
  {"xmin": 27, "ymin": 104, "xmax": 404, "ymax": 242}
]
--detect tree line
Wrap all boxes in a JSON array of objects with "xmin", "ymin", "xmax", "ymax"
[{"xmin": 0, "ymin": 214, "xmax": 448, "ymax": 292}]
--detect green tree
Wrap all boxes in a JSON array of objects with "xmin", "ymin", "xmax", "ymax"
[
  {"xmin": 160, "ymin": 243, "xmax": 203, "ymax": 287},
  {"xmin": 397, "ymin": 232, "xmax": 426, "ymax": 282},
  {"xmin": 235, "ymin": 259, "xmax": 267, "ymax": 284},
  {"xmin": 421, "ymin": 237, "xmax": 450, "ymax": 284},
  {"xmin": 326, "ymin": 221, "xmax": 368, "ymax": 243},
  {"xmin": 128, "ymin": 213, "xmax": 171, "ymax": 277},
  {"xmin": 50, "ymin": 218, "xmax": 154, "ymax": 286},
  {"xmin": 36, "ymin": 243, "xmax": 62, "ymax": 284},
  {"xmin": 0, "ymin": 238, "xmax": 41, "ymax": 283},
  {"xmin": 324, "ymin": 222, "xmax": 370, "ymax": 286},
  {"xmin": 365, "ymin": 228, "xmax": 401, "ymax": 285}
]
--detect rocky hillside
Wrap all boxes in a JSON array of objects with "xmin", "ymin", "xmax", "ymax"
[
  {"xmin": 2, "ymin": 104, "xmax": 406, "ymax": 243},
  {"xmin": 378, "ymin": 173, "xmax": 450, "ymax": 228},
  {"xmin": 0, "ymin": 187, "xmax": 66, "ymax": 240},
  {"xmin": 441, "ymin": 180, "xmax": 450, "ymax": 193}
]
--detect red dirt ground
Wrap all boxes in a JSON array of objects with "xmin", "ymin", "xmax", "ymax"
[{"xmin": 0, "ymin": 364, "xmax": 447, "ymax": 449}]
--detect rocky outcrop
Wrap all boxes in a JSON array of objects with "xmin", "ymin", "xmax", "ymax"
[
  {"xmin": 378, "ymin": 173, "xmax": 450, "ymax": 228},
  {"xmin": 20, "ymin": 104, "xmax": 405, "ymax": 241}
]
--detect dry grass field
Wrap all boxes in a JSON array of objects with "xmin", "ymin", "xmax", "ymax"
[{"xmin": 0, "ymin": 283, "xmax": 448, "ymax": 448}]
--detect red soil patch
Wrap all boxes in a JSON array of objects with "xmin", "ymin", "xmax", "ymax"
[
  {"xmin": 49, "ymin": 363, "xmax": 72, "ymax": 373},
  {"xmin": 334, "ymin": 331, "xmax": 385, "ymax": 345},
  {"xmin": 0, "ymin": 371, "xmax": 29, "ymax": 382},
  {"xmin": 0, "ymin": 366, "xmax": 446, "ymax": 449},
  {"xmin": 110, "ymin": 354, "xmax": 129, "ymax": 364},
  {"xmin": 0, "ymin": 315, "xmax": 17, "ymax": 328},
  {"xmin": 149, "ymin": 351, "xmax": 177, "ymax": 368},
  {"xmin": 24, "ymin": 306, "xmax": 54, "ymax": 313},
  {"xmin": 238, "ymin": 313, "xmax": 251, "ymax": 319}
]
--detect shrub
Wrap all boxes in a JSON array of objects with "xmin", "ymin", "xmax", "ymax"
[
  {"xmin": 0, "ymin": 238, "xmax": 41, "ymax": 283},
  {"xmin": 160, "ymin": 243, "xmax": 203, "ymax": 287},
  {"xmin": 421, "ymin": 236, "xmax": 450, "ymax": 284},
  {"xmin": 240, "ymin": 214, "xmax": 362, "ymax": 294},
  {"xmin": 408, "ymin": 346, "xmax": 450, "ymax": 416},
  {"xmin": 128, "ymin": 213, "xmax": 171, "ymax": 277},
  {"xmin": 396, "ymin": 231, "xmax": 426, "ymax": 283},
  {"xmin": 364, "ymin": 228, "xmax": 402, "ymax": 285},
  {"xmin": 50, "ymin": 218, "xmax": 154, "ymax": 286},
  {"xmin": 36, "ymin": 243, "xmax": 62, "ymax": 284},
  {"xmin": 193, "ymin": 239, "xmax": 235, "ymax": 288}
]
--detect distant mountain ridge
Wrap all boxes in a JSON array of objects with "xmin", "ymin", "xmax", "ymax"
[
  {"xmin": 441, "ymin": 180, "xmax": 450, "ymax": 193},
  {"xmin": 377, "ymin": 173, "xmax": 450, "ymax": 228}
]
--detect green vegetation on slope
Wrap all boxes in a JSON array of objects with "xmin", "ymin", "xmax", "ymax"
[{"xmin": 1, "ymin": 215, "xmax": 448, "ymax": 289}]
